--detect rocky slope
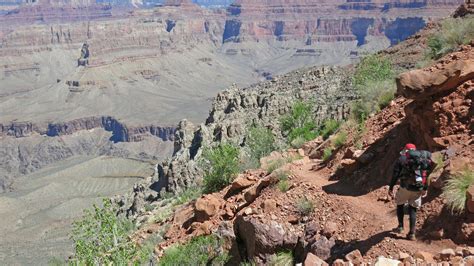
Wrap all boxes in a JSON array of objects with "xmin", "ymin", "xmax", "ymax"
[
  {"xmin": 115, "ymin": 65, "xmax": 357, "ymax": 220},
  {"xmin": 118, "ymin": 8, "xmax": 473, "ymax": 265},
  {"xmin": 128, "ymin": 39, "xmax": 473, "ymax": 266}
]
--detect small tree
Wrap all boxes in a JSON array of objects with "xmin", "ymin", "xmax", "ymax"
[
  {"xmin": 280, "ymin": 101, "xmax": 317, "ymax": 142},
  {"xmin": 246, "ymin": 125, "xmax": 277, "ymax": 167},
  {"xmin": 70, "ymin": 199, "xmax": 149, "ymax": 265},
  {"xmin": 201, "ymin": 143, "xmax": 240, "ymax": 193}
]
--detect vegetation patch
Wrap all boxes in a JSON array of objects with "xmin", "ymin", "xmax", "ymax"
[
  {"xmin": 281, "ymin": 101, "xmax": 317, "ymax": 142},
  {"xmin": 159, "ymin": 235, "xmax": 229, "ymax": 266},
  {"xmin": 322, "ymin": 148, "xmax": 333, "ymax": 162},
  {"xmin": 275, "ymin": 170, "xmax": 290, "ymax": 192},
  {"xmin": 427, "ymin": 16, "xmax": 474, "ymax": 60},
  {"xmin": 70, "ymin": 199, "xmax": 151, "ymax": 265},
  {"xmin": 201, "ymin": 143, "xmax": 241, "ymax": 193},
  {"xmin": 319, "ymin": 119, "xmax": 340, "ymax": 140},
  {"xmin": 245, "ymin": 125, "xmax": 277, "ymax": 168},
  {"xmin": 333, "ymin": 131, "xmax": 348, "ymax": 149},
  {"xmin": 442, "ymin": 168, "xmax": 474, "ymax": 214},
  {"xmin": 351, "ymin": 55, "xmax": 395, "ymax": 123},
  {"xmin": 296, "ymin": 196, "xmax": 315, "ymax": 216},
  {"xmin": 269, "ymin": 251, "xmax": 293, "ymax": 266}
]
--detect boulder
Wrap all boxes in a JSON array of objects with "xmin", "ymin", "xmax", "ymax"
[
  {"xmin": 375, "ymin": 256, "xmax": 401, "ymax": 266},
  {"xmin": 340, "ymin": 159, "xmax": 358, "ymax": 174},
  {"xmin": 305, "ymin": 253, "xmax": 329, "ymax": 266},
  {"xmin": 243, "ymin": 177, "xmax": 272, "ymax": 204},
  {"xmin": 228, "ymin": 174, "xmax": 256, "ymax": 194},
  {"xmin": 396, "ymin": 58, "xmax": 474, "ymax": 99},
  {"xmin": 355, "ymin": 152, "xmax": 374, "ymax": 164},
  {"xmin": 321, "ymin": 222, "xmax": 338, "ymax": 238},
  {"xmin": 345, "ymin": 250, "xmax": 363, "ymax": 265},
  {"xmin": 439, "ymin": 248, "xmax": 455, "ymax": 261},
  {"xmin": 194, "ymin": 194, "xmax": 223, "ymax": 222},
  {"xmin": 234, "ymin": 216, "xmax": 299, "ymax": 258},
  {"xmin": 173, "ymin": 205, "xmax": 194, "ymax": 228},
  {"xmin": 308, "ymin": 236, "xmax": 336, "ymax": 261},
  {"xmin": 414, "ymin": 251, "xmax": 434, "ymax": 262}
]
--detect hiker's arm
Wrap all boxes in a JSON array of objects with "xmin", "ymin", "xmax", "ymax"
[{"xmin": 389, "ymin": 160, "xmax": 401, "ymax": 191}]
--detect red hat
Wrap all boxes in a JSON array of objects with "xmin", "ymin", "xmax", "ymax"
[{"xmin": 405, "ymin": 143, "xmax": 417, "ymax": 150}]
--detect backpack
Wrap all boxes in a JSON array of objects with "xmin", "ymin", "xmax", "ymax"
[{"xmin": 404, "ymin": 150, "xmax": 432, "ymax": 190}]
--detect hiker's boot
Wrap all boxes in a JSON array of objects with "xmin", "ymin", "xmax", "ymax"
[
  {"xmin": 392, "ymin": 226, "xmax": 404, "ymax": 234},
  {"xmin": 408, "ymin": 205, "xmax": 417, "ymax": 241}
]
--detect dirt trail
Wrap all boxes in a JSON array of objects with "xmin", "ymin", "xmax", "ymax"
[{"xmin": 291, "ymin": 160, "xmax": 457, "ymax": 259}]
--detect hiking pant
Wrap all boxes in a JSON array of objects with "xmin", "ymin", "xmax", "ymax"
[
  {"xmin": 395, "ymin": 187, "xmax": 422, "ymax": 208},
  {"xmin": 395, "ymin": 187, "xmax": 422, "ymax": 234}
]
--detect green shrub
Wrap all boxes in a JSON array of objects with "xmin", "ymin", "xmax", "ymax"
[
  {"xmin": 70, "ymin": 198, "xmax": 150, "ymax": 265},
  {"xmin": 246, "ymin": 125, "xmax": 277, "ymax": 167},
  {"xmin": 275, "ymin": 170, "xmax": 290, "ymax": 192},
  {"xmin": 351, "ymin": 55, "xmax": 395, "ymax": 122},
  {"xmin": 265, "ymin": 158, "xmax": 287, "ymax": 174},
  {"xmin": 269, "ymin": 251, "xmax": 293, "ymax": 266},
  {"xmin": 322, "ymin": 148, "xmax": 333, "ymax": 162},
  {"xmin": 353, "ymin": 54, "xmax": 393, "ymax": 87},
  {"xmin": 377, "ymin": 90, "xmax": 395, "ymax": 110},
  {"xmin": 281, "ymin": 101, "xmax": 317, "ymax": 142},
  {"xmin": 296, "ymin": 197, "xmax": 314, "ymax": 216},
  {"xmin": 442, "ymin": 168, "xmax": 474, "ymax": 214},
  {"xmin": 333, "ymin": 131, "xmax": 348, "ymax": 149},
  {"xmin": 290, "ymin": 135, "xmax": 306, "ymax": 149},
  {"xmin": 427, "ymin": 16, "xmax": 474, "ymax": 60},
  {"xmin": 432, "ymin": 153, "xmax": 445, "ymax": 172},
  {"xmin": 201, "ymin": 143, "xmax": 240, "ymax": 193},
  {"xmin": 278, "ymin": 180, "xmax": 290, "ymax": 192},
  {"xmin": 159, "ymin": 235, "xmax": 229, "ymax": 266},
  {"xmin": 320, "ymin": 119, "xmax": 340, "ymax": 139}
]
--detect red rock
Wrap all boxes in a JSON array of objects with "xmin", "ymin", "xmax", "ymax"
[
  {"xmin": 414, "ymin": 251, "xmax": 434, "ymax": 262},
  {"xmin": 345, "ymin": 249, "xmax": 363, "ymax": 264},
  {"xmin": 194, "ymin": 194, "xmax": 223, "ymax": 222},
  {"xmin": 439, "ymin": 249, "xmax": 455, "ymax": 261},
  {"xmin": 173, "ymin": 205, "xmax": 195, "ymax": 228},
  {"xmin": 305, "ymin": 252, "xmax": 329, "ymax": 266},
  {"xmin": 332, "ymin": 259, "xmax": 345, "ymax": 266},
  {"xmin": 322, "ymin": 221, "xmax": 338, "ymax": 238}
]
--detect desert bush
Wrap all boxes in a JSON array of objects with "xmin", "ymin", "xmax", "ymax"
[
  {"xmin": 201, "ymin": 143, "xmax": 240, "ymax": 193},
  {"xmin": 352, "ymin": 55, "xmax": 395, "ymax": 122},
  {"xmin": 281, "ymin": 101, "xmax": 317, "ymax": 142},
  {"xmin": 265, "ymin": 158, "xmax": 287, "ymax": 174},
  {"xmin": 442, "ymin": 168, "xmax": 474, "ymax": 214},
  {"xmin": 296, "ymin": 197, "xmax": 315, "ymax": 216},
  {"xmin": 322, "ymin": 148, "xmax": 333, "ymax": 162},
  {"xmin": 427, "ymin": 16, "xmax": 474, "ymax": 60},
  {"xmin": 245, "ymin": 125, "xmax": 277, "ymax": 167},
  {"xmin": 269, "ymin": 251, "xmax": 293, "ymax": 266},
  {"xmin": 159, "ymin": 235, "xmax": 229, "ymax": 266},
  {"xmin": 333, "ymin": 131, "xmax": 348, "ymax": 149},
  {"xmin": 319, "ymin": 119, "xmax": 341, "ymax": 140},
  {"xmin": 275, "ymin": 170, "xmax": 290, "ymax": 192},
  {"xmin": 290, "ymin": 136, "xmax": 306, "ymax": 149},
  {"xmin": 70, "ymin": 198, "xmax": 150, "ymax": 265}
]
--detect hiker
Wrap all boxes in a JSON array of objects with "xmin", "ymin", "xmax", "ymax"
[{"xmin": 388, "ymin": 143, "xmax": 433, "ymax": 240}]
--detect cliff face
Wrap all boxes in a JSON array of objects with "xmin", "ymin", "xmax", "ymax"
[
  {"xmin": 0, "ymin": 116, "xmax": 176, "ymax": 142},
  {"xmin": 116, "ymin": 65, "xmax": 357, "ymax": 219},
  {"xmin": 223, "ymin": 0, "xmax": 463, "ymax": 45}
]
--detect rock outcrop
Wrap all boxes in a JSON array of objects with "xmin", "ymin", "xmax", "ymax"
[{"xmin": 117, "ymin": 65, "xmax": 357, "ymax": 219}]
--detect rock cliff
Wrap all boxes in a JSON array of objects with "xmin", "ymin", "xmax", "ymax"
[{"xmin": 116, "ymin": 65, "xmax": 357, "ymax": 219}]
